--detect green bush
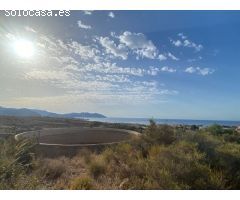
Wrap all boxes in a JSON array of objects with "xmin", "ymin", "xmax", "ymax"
[
  {"xmin": 207, "ymin": 124, "xmax": 224, "ymax": 135},
  {"xmin": 224, "ymin": 134, "xmax": 240, "ymax": 144},
  {"xmin": 99, "ymin": 139, "xmax": 224, "ymax": 189},
  {"xmin": 187, "ymin": 132, "xmax": 221, "ymax": 164},
  {"xmin": 144, "ymin": 123, "xmax": 176, "ymax": 145},
  {"xmin": 148, "ymin": 141, "xmax": 224, "ymax": 189},
  {"xmin": 215, "ymin": 143, "xmax": 240, "ymax": 189}
]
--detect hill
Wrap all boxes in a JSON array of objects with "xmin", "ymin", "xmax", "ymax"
[{"xmin": 0, "ymin": 106, "xmax": 106, "ymax": 118}]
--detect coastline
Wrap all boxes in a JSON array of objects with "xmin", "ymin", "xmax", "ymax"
[{"xmin": 84, "ymin": 117, "xmax": 240, "ymax": 127}]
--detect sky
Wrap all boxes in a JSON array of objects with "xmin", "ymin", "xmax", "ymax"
[{"xmin": 0, "ymin": 10, "xmax": 240, "ymax": 120}]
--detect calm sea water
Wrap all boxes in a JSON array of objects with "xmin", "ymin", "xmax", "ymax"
[{"xmin": 84, "ymin": 117, "xmax": 240, "ymax": 126}]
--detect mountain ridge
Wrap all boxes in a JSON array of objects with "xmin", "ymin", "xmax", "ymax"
[{"xmin": 0, "ymin": 106, "xmax": 106, "ymax": 118}]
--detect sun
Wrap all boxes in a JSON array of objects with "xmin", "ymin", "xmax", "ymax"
[{"xmin": 13, "ymin": 39, "xmax": 34, "ymax": 58}]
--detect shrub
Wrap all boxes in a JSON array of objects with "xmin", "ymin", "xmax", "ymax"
[
  {"xmin": 222, "ymin": 128, "xmax": 236, "ymax": 135},
  {"xmin": 148, "ymin": 141, "xmax": 224, "ymax": 189},
  {"xmin": 1, "ymin": 120, "xmax": 239, "ymax": 189},
  {"xmin": 0, "ymin": 137, "xmax": 39, "ymax": 189},
  {"xmin": 144, "ymin": 123, "xmax": 176, "ymax": 145},
  {"xmin": 70, "ymin": 177, "xmax": 94, "ymax": 190},
  {"xmin": 14, "ymin": 138, "xmax": 36, "ymax": 168},
  {"xmin": 187, "ymin": 132, "xmax": 222, "ymax": 164},
  {"xmin": 190, "ymin": 125, "xmax": 199, "ymax": 131},
  {"xmin": 38, "ymin": 158, "xmax": 66, "ymax": 181},
  {"xmin": 89, "ymin": 158, "xmax": 106, "ymax": 179},
  {"xmin": 224, "ymin": 134, "xmax": 240, "ymax": 144},
  {"xmin": 215, "ymin": 143, "xmax": 240, "ymax": 188},
  {"xmin": 77, "ymin": 148, "xmax": 92, "ymax": 164},
  {"xmin": 207, "ymin": 124, "xmax": 224, "ymax": 135}
]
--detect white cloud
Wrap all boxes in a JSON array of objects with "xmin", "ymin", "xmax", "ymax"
[
  {"xmin": 183, "ymin": 39, "xmax": 203, "ymax": 51},
  {"xmin": 64, "ymin": 64, "xmax": 81, "ymax": 71},
  {"xmin": 25, "ymin": 70, "xmax": 70, "ymax": 81},
  {"xmin": 2, "ymin": 29, "xmax": 179, "ymax": 109},
  {"xmin": 183, "ymin": 39, "xmax": 191, "ymax": 46},
  {"xmin": 77, "ymin": 20, "xmax": 92, "ymax": 29},
  {"xmin": 83, "ymin": 11, "xmax": 93, "ymax": 15},
  {"xmin": 158, "ymin": 89, "xmax": 179, "ymax": 95},
  {"xmin": 147, "ymin": 67, "xmax": 159, "ymax": 76},
  {"xmin": 108, "ymin": 12, "xmax": 115, "ymax": 18},
  {"xmin": 168, "ymin": 52, "xmax": 179, "ymax": 60},
  {"xmin": 101, "ymin": 31, "xmax": 160, "ymax": 60},
  {"xmin": 59, "ymin": 56, "xmax": 79, "ymax": 65},
  {"xmin": 79, "ymin": 61, "xmax": 162, "ymax": 77},
  {"xmin": 197, "ymin": 67, "xmax": 215, "ymax": 76},
  {"xmin": 25, "ymin": 26, "xmax": 37, "ymax": 33},
  {"xmin": 95, "ymin": 74, "xmax": 130, "ymax": 83},
  {"xmin": 171, "ymin": 33, "xmax": 203, "ymax": 52},
  {"xmin": 39, "ymin": 36, "xmax": 102, "ymax": 64},
  {"xmin": 185, "ymin": 67, "xmax": 214, "ymax": 76},
  {"xmin": 99, "ymin": 37, "xmax": 128, "ymax": 60},
  {"xmin": 185, "ymin": 67, "xmax": 196, "ymax": 74},
  {"xmin": 158, "ymin": 54, "xmax": 167, "ymax": 61},
  {"xmin": 178, "ymin": 33, "xmax": 187, "ymax": 40},
  {"xmin": 24, "ymin": 69, "xmax": 114, "ymax": 92},
  {"xmin": 110, "ymin": 32, "xmax": 117, "ymax": 38},
  {"xmin": 2, "ymin": 81, "xmax": 178, "ymax": 108},
  {"xmin": 40, "ymin": 35, "xmax": 58, "ymax": 49},
  {"xmin": 171, "ymin": 39, "xmax": 182, "ymax": 47},
  {"xmin": 161, "ymin": 66, "xmax": 177, "ymax": 73},
  {"xmin": 84, "ymin": 62, "xmax": 158, "ymax": 77},
  {"xmin": 187, "ymin": 56, "xmax": 202, "ymax": 62},
  {"xmin": 21, "ymin": 64, "xmax": 174, "ymax": 105},
  {"xmin": 68, "ymin": 41, "xmax": 100, "ymax": 61},
  {"xmin": 5, "ymin": 33, "xmax": 16, "ymax": 41},
  {"xmin": 57, "ymin": 39, "xmax": 69, "ymax": 51},
  {"xmin": 119, "ymin": 31, "xmax": 158, "ymax": 59},
  {"xmin": 36, "ymin": 34, "xmax": 159, "ymax": 77}
]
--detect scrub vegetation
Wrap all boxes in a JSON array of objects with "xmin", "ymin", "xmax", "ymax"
[{"xmin": 0, "ymin": 119, "xmax": 240, "ymax": 189}]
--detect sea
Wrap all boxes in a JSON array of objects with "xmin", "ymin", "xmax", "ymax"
[{"xmin": 83, "ymin": 117, "xmax": 240, "ymax": 127}]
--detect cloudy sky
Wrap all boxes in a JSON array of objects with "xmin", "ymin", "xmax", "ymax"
[{"xmin": 0, "ymin": 11, "xmax": 240, "ymax": 120}]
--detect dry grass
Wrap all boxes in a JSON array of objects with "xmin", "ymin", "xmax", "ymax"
[
  {"xmin": 37, "ymin": 157, "xmax": 67, "ymax": 181},
  {"xmin": 69, "ymin": 177, "xmax": 94, "ymax": 190},
  {"xmin": 88, "ymin": 158, "xmax": 106, "ymax": 179}
]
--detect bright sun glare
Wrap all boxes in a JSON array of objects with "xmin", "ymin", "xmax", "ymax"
[{"xmin": 13, "ymin": 39, "xmax": 34, "ymax": 58}]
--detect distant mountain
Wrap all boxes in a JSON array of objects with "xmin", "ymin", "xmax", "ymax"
[
  {"xmin": 0, "ymin": 106, "xmax": 40, "ymax": 117},
  {"xmin": 0, "ymin": 106, "xmax": 106, "ymax": 118},
  {"xmin": 31, "ymin": 109, "xmax": 60, "ymax": 117},
  {"xmin": 62, "ymin": 112, "xmax": 106, "ymax": 118}
]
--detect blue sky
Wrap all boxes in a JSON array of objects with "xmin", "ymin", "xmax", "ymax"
[{"xmin": 0, "ymin": 11, "xmax": 240, "ymax": 120}]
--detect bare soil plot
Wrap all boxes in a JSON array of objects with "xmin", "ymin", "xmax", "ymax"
[{"xmin": 16, "ymin": 127, "xmax": 140, "ymax": 146}]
